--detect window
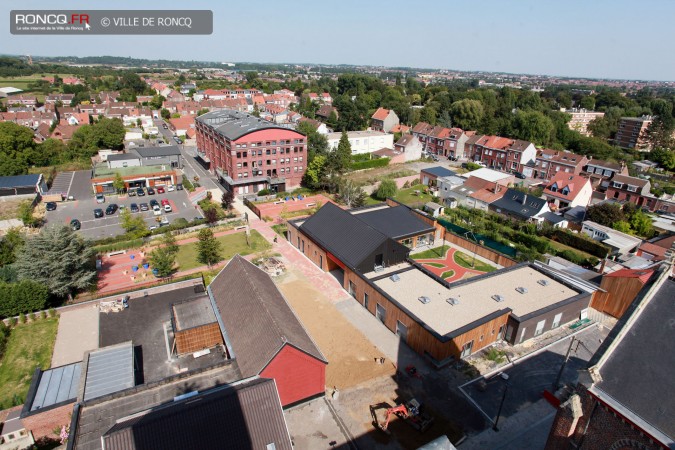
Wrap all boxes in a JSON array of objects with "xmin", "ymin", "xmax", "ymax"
[
  {"xmin": 376, "ymin": 303, "xmax": 386, "ymax": 323},
  {"xmin": 364, "ymin": 292, "xmax": 369, "ymax": 309},
  {"xmin": 552, "ymin": 313, "xmax": 562, "ymax": 329},
  {"xmin": 461, "ymin": 340, "xmax": 474, "ymax": 357},
  {"xmin": 479, "ymin": 335, "xmax": 484, "ymax": 342},
  {"xmin": 498, "ymin": 324, "xmax": 505, "ymax": 339},
  {"xmin": 626, "ymin": 185, "xmax": 638, "ymax": 192},
  {"xmin": 348, "ymin": 281, "xmax": 356, "ymax": 298},
  {"xmin": 534, "ymin": 319, "xmax": 546, "ymax": 336}
]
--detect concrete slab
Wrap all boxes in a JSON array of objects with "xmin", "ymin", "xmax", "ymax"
[
  {"xmin": 51, "ymin": 306, "xmax": 100, "ymax": 367},
  {"xmin": 285, "ymin": 398, "xmax": 353, "ymax": 450}
]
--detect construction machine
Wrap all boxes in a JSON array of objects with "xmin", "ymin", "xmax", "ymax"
[{"xmin": 375, "ymin": 398, "xmax": 434, "ymax": 434}]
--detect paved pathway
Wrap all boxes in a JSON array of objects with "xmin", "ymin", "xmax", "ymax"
[{"xmin": 51, "ymin": 306, "xmax": 99, "ymax": 366}]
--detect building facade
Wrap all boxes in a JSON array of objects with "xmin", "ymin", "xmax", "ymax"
[
  {"xmin": 370, "ymin": 108, "xmax": 400, "ymax": 133},
  {"xmin": 326, "ymin": 131, "xmax": 394, "ymax": 155},
  {"xmin": 615, "ymin": 116, "xmax": 652, "ymax": 151},
  {"xmin": 563, "ymin": 108, "xmax": 605, "ymax": 136}
]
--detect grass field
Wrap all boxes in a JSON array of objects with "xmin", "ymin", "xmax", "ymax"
[
  {"xmin": 391, "ymin": 186, "xmax": 435, "ymax": 206},
  {"xmin": 440, "ymin": 270, "xmax": 455, "ymax": 279},
  {"xmin": 454, "ymin": 250, "xmax": 497, "ymax": 272},
  {"xmin": 410, "ymin": 246, "xmax": 448, "ymax": 260},
  {"xmin": 175, "ymin": 230, "xmax": 271, "ymax": 271},
  {"xmin": 425, "ymin": 262, "xmax": 445, "ymax": 268},
  {"xmin": 548, "ymin": 239, "xmax": 596, "ymax": 261},
  {"xmin": 344, "ymin": 166, "xmax": 416, "ymax": 186},
  {"xmin": 0, "ymin": 318, "xmax": 59, "ymax": 409}
]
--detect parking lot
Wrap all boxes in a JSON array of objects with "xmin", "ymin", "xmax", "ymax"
[{"xmin": 44, "ymin": 179, "xmax": 201, "ymax": 240}]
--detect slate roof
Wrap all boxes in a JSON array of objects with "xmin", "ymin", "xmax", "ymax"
[
  {"xmin": 592, "ymin": 277, "xmax": 675, "ymax": 445},
  {"xmin": 421, "ymin": 166, "xmax": 456, "ymax": 178},
  {"xmin": 491, "ymin": 188, "xmax": 548, "ymax": 219},
  {"xmin": 352, "ymin": 205, "xmax": 436, "ymax": 239},
  {"xmin": 101, "ymin": 378, "xmax": 292, "ymax": 450},
  {"xmin": 0, "ymin": 174, "xmax": 41, "ymax": 189},
  {"xmin": 134, "ymin": 145, "xmax": 181, "ymax": 158},
  {"xmin": 196, "ymin": 110, "xmax": 289, "ymax": 141},
  {"xmin": 208, "ymin": 256, "xmax": 326, "ymax": 378},
  {"xmin": 107, "ymin": 153, "xmax": 140, "ymax": 162}
]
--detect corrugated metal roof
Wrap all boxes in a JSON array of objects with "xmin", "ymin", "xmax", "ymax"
[
  {"xmin": 208, "ymin": 256, "xmax": 326, "ymax": 378},
  {"xmin": 30, "ymin": 362, "xmax": 81, "ymax": 411},
  {"xmin": 101, "ymin": 377, "xmax": 292, "ymax": 450},
  {"xmin": 83, "ymin": 343, "xmax": 135, "ymax": 401}
]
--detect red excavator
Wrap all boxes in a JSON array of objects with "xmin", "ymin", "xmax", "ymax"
[{"xmin": 375, "ymin": 398, "xmax": 434, "ymax": 434}]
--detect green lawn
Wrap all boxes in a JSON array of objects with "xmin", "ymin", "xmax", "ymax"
[
  {"xmin": 364, "ymin": 196, "xmax": 383, "ymax": 205},
  {"xmin": 547, "ymin": 239, "xmax": 596, "ymax": 261},
  {"xmin": 410, "ymin": 246, "xmax": 448, "ymax": 260},
  {"xmin": 425, "ymin": 262, "xmax": 445, "ymax": 268},
  {"xmin": 454, "ymin": 250, "xmax": 497, "ymax": 272},
  {"xmin": 441, "ymin": 270, "xmax": 455, "ymax": 279},
  {"xmin": 391, "ymin": 187, "xmax": 435, "ymax": 206},
  {"xmin": 175, "ymin": 230, "xmax": 271, "ymax": 271},
  {"xmin": 0, "ymin": 318, "xmax": 59, "ymax": 409}
]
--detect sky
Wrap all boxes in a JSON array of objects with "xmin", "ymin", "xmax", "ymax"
[{"xmin": 2, "ymin": 0, "xmax": 674, "ymax": 81}]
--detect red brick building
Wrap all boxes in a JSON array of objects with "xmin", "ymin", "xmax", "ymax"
[
  {"xmin": 196, "ymin": 110, "xmax": 307, "ymax": 195},
  {"xmin": 531, "ymin": 149, "xmax": 588, "ymax": 181},
  {"xmin": 412, "ymin": 122, "xmax": 472, "ymax": 159},
  {"xmin": 605, "ymin": 174, "xmax": 656, "ymax": 209},
  {"xmin": 468, "ymin": 135, "xmax": 537, "ymax": 174}
]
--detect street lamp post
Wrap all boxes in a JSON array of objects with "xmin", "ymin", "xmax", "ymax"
[{"xmin": 493, "ymin": 373, "xmax": 510, "ymax": 432}]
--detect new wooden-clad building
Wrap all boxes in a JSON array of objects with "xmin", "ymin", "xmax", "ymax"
[{"xmin": 590, "ymin": 268, "xmax": 654, "ymax": 319}]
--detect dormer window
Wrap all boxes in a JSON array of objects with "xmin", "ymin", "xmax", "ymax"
[
  {"xmin": 626, "ymin": 185, "xmax": 638, "ymax": 192},
  {"xmin": 612, "ymin": 182, "xmax": 623, "ymax": 189}
]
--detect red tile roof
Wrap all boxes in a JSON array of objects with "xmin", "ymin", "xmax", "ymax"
[
  {"xmin": 477, "ymin": 135, "xmax": 513, "ymax": 150},
  {"xmin": 372, "ymin": 107, "xmax": 390, "ymax": 121},
  {"xmin": 543, "ymin": 172, "xmax": 590, "ymax": 202},
  {"xmin": 605, "ymin": 269, "xmax": 653, "ymax": 284}
]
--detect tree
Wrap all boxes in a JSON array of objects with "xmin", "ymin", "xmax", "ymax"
[
  {"xmin": 586, "ymin": 203, "xmax": 625, "ymax": 227},
  {"xmin": 450, "ymin": 99, "xmax": 484, "ymax": 130},
  {"xmin": 0, "ymin": 280, "xmax": 49, "ymax": 318},
  {"xmin": 513, "ymin": 111, "xmax": 555, "ymax": 145},
  {"xmin": 148, "ymin": 94, "xmax": 165, "ymax": 110},
  {"xmin": 14, "ymin": 225, "xmax": 96, "ymax": 300},
  {"xmin": 196, "ymin": 228, "xmax": 222, "ymax": 267},
  {"xmin": 221, "ymin": 189, "xmax": 235, "ymax": 211},
  {"xmin": 160, "ymin": 108, "xmax": 170, "ymax": 120},
  {"xmin": 336, "ymin": 180, "xmax": 367, "ymax": 208},
  {"xmin": 161, "ymin": 231, "xmax": 179, "ymax": 257},
  {"xmin": 375, "ymin": 179, "xmax": 397, "ymax": 200},
  {"xmin": 119, "ymin": 208, "xmax": 149, "ymax": 238},
  {"xmin": 297, "ymin": 121, "xmax": 329, "ymax": 162},
  {"xmin": 0, "ymin": 228, "xmax": 24, "ymax": 267},
  {"xmin": 303, "ymin": 154, "xmax": 327, "ymax": 189},
  {"xmin": 18, "ymin": 201, "xmax": 36, "ymax": 227},
  {"xmin": 112, "ymin": 173, "xmax": 126, "ymax": 194},
  {"xmin": 629, "ymin": 209, "xmax": 654, "ymax": 237},
  {"xmin": 149, "ymin": 243, "xmax": 176, "ymax": 279},
  {"xmin": 204, "ymin": 205, "xmax": 219, "ymax": 224},
  {"xmin": 328, "ymin": 131, "xmax": 352, "ymax": 174},
  {"xmin": 613, "ymin": 221, "xmax": 632, "ymax": 233},
  {"xmin": 579, "ymin": 96, "xmax": 596, "ymax": 110}
]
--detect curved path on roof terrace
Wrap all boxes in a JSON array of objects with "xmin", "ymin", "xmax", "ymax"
[{"xmin": 415, "ymin": 247, "xmax": 488, "ymax": 283}]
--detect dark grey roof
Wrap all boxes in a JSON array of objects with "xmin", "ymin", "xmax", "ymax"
[
  {"xmin": 563, "ymin": 205, "xmax": 587, "ymax": 222},
  {"xmin": 593, "ymin": 277, "xmax": 675, "ymax": 443},
  {"xmin": 422, "ymin": 166, "xmax": 456, "ymax": 178},
  {"xmin": 491, "ymin": 188, "xmax": 548, "ymax": 219},
  {"xmin": 542, "ymin": 211, "xmax": 567, "ymax": 224},
  {"xmin": 352, "ymin": 205, "xmax": 435, "ymax": 239},
  {"xmin": 83, "ymin": 343, "xmax": 135, "ymax": 401},
  {"xmin": 101, "ymin": 377, "xmax": 292, "ymax": 450},
  {"xmin": 28, "ymin": 362, "xmax": 81, "ymax": 412},
  {"xmin": 134, "ymin": 145, "xmax": 181, "ymax": 158},
  {"xmin": 196, "ymin": 110, "xmax": 293, "ymax": 141},
  {"xmin": 208, "ymin": 256, "xmax": 326, "ymax": 378},
  {"xmin": 107, "ymin": 153, "xmax": 140, "ymax": 162},
  {"xmin": 0, "ymin": 174, "xmax": 40, "ymax": 189},
  {"xmin": 299, "ymin": 202, "xmax": 390, "ymax": 270}
]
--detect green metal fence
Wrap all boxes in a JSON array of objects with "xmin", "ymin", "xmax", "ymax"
[{"xmin": 437, "ymin": 218, "xmax": 517, "ymax": 258}]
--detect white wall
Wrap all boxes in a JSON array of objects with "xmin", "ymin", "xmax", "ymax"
[{"xmin": 327, "ymin": 131, "xmax": 394, "ymax": 155}]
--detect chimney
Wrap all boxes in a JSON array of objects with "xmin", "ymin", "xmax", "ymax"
[
  {"xmin": 521, "ymin": 194, "xmax": 527, "ymax": 205},
  {"xmin": 494, "ymin": 182, "xmax": 500, "ymax": 193}
]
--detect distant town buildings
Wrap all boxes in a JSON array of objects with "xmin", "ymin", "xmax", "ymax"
[{"xmin": 562, "ymin": 108, "xmax": 604, "ymax": 136}]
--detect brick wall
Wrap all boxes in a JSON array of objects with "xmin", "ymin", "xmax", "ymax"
[
  {"xmin": 545, "ymin": 384, "xmax": 665, "ymax": 450},
  {"xmin": 22, "ymin": 403, "xmax": 73, "ymax": 441}
]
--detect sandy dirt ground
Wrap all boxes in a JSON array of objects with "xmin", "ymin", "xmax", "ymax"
[
  {"xmin": 276, "ymin": 269, "xmax": 396, "ymax": 390},
  {"xmin": 51, "ymin": 306, "xmax": 99, "ymax": 366}
]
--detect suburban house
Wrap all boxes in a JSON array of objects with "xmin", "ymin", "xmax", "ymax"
[
  {"xmin": 412, "ymin": 122, "xmax": 472, "ymax": 159},
  {"xmin": 209, "ymin": 256, "xmax": 327, "ymax": 407},
  {"xmin": 394, "ymin": 134, "xmax": 424, "ymax": 161},
  {"xmin": 297, "ymin": 117, "xmax": 329, "ymax": 135},
  {"xmin": 326, "ymin": 131, "xmax": 394, "ymax": 155},
  {"xmin": 605, "ymin": 174, "xmax": 655, "ymax": 210},
  {"xmin": 490, "ymin": 189, "xmax": 550, "ymax": 223},
  {"xmin": 0, "ymin": 410, "xmax": 34, "ymax": 449},
  {"xmin": 315, "ymin": 105, "xmax": 338, "ymax": 122},
  {"xmin": 195, "ymin": 110, "xmax": 308, "ymax": 194},
  {"xmin": 636, "ymin": 234, "xmax": 675, "ymax": 262},
  {"xmin": 51, "ymin": 124, "xmax": 82, "ymax": 142},
  {"xmin": 543, "ymin": 173, "xmax": 593, "ymax": 210},
  {"xmin": 169, "ymin": 115, "xmax": 196, "ymax": 137},
  {"xmin": 0, "ymin": 174, "xmax": 48, "ymax": 197},
  {"xmin": 371, "ymin": 147, "xmax": 405, "ymax": 164},
  {"xmin": 469, "ymin": 135, "xmax": 536, "ymax": 174},
  {"xmin": 614, "ymin": 115, "xmax": 652, "ymax": 151},
  {"xmin": 437, "ymin": 174, "xmax": 467, "ymax": 205},
  {"xmin": 370, "ymin": 107, "xmax": 400, "ymax": 133},
  {"xmin": 45, "ymin": 94, "xmax": 74, "ymax": 105},
  {"xmin": 562, "ymin": 108, "xmax": 605, "ymax": 136},
  {"xmin": 545, "ymin": 266, "xmax": 673, "ymax": 450},
  {"xmin": 450, "ymin": 177, "xmax": 509, "ymax": 212},
  {"xmin": 462, "ymin": 168, "xmax": 515, "ymax": 185},
  {"xmin": 583, "ymin": 159, "xmax": 629, "ymax": 190},
  {"xmin": 530, "ymin": 149, "xmax": 588, "ymax": 181},
  {"xmin": 581, "ymin": 220, "xmax": 642, "ymax": 256},
  {"xmin": 420, "ymin": 166, "xmax": 457, "ymax": 186}
]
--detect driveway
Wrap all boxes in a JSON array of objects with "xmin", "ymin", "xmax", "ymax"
[{"xmin": 43, "ymin": 188, "xmax": 199, "ymax": 240}]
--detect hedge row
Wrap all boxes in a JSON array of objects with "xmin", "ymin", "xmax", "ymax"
[
  {"xmin": 551, "ymin": 229, "xmax": 610, "ymax": 258},
  {"xmin": 0, "ymin": 280, "xmax": 50, "ymax": 319},
  {"xmin": 350, "ymin": 158, "xmax": 390, "ymax": 171}
]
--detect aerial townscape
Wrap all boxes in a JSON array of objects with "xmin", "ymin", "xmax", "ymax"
[{"xmin": 0, "ymin": 2, "xmax": 673, "ymax": 450}]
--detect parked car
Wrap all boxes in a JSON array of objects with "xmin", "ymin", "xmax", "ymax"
[
  {"xmin": 150, "ymin": 199, "xmax": 159, "ymax": 208},
  {"xmin": 96, "ymin": 194, "xmax": 105, "ymax": 204},
  {"xmin": 162, "ymin": 124, "xmax": 168, "ymax": 129},
  {"xmin": 160, "ymin": 216, "xmax": 170, "ymax": 226},
  {"xmin": 167, "ymin": 185, "xmax": 175, "ymax": 192},
  {"xmin": 130, "ymin": 203, "xmax": 139, "ymax": 213},
  {"xmin": 140, "ymin": 203, "xmax": 149, "ymax": 212},
  {"xmin": 94, "ymin": 208, "xmax": 104, "ymax": 218},
  {"xmin": 160, "ymin": 198, "xmax": 169, "ymax": 206},
  {"xmin": 136, "ymin": 188, "xmax": 145, "ymax": 196},
  {"xmin": 147, "ymin": 187, "xmax": 155, "ymax": 195},
  {"xmin": 105, "ymin": 204, "xmax": 118, "ymax": 215},
  {"xmin": 127, "ymin": 189, "xmax": 136, "ymax": 197},
  {"xmin": 70, "ymin": 219, "xmax": 81, "ymax": 230},
  {"xmin": 152, "ymin": 205, "xmax": 162, "ymax": 216},
  {"xmin": 173, "ymin": 137, "xmax": 182, "ymax": 144},
  {"xmin": 514, "ymin": 171, "xmax": 527, "ymax": 179},
  {"xmin": 176, "ymin": 184, "xmax": 183, "ymax": 191},
  {"xmin": 45, "ymin": 202, "xmax": 57, "ymax": 211},
  {"xmin": 156, "ymin": 186, "xmax": 165, "ymax": 194},
  {"xmin": 163, "ymin": 204, "xmax": 173, "ymax": 213}
]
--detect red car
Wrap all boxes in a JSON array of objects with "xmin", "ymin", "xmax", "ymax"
[
  {"xmin": 156, "ymin": 186, "xmax": 165, "ymax": 194},
  {"xmin": 161, "ymin": 198, "xmax": 170, "ymax": 206}
]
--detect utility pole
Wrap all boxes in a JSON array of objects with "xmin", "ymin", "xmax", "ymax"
[
  {"xmin": 493, "ymin": 373, "xmax": 510, "ymax": 431},
  {"xmin": 553, "ymin": 337, "xmax": 576, "ymax": 391}
]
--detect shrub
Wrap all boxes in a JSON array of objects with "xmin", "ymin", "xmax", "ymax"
[
  {"xmin": 0, "ymin": 280, "xmax": 50, "ymax": 319},
  {"xmin": 48, "ymin": 308, "xmax": 57, "ymax": 318},
  {"xmin": 18, "ymin": 313, "xmax": 26, "ymax": 324},
  {"xmin": 402, "ymin": 180, "xmax": 411, "ymax": 189},
  {"xmin": 8, "ymin": 317, "xmax": 17, "ymax": 327},
  {"xmin": 410, "ymin": 178, "xmax": 422, "ymax": 186},
  {"xmin": 39, "ymin": 310, "xmax": 46, "ymax": 319},
  {"xmin": 257, "ymin": 189, "xmax": 270, "ymax": 196},
  {"xmin": 181, "ymin": 175, "xmax": 195, "ymax": 192},
  {"xmin": 485, "ymin": 348, "xmax": 506, "ymax": 363},
  {"xmin": 552, "ymin": 230, "xmax": 610, "ymax": 258},
  {"xmin": 375, "ymin": 179, "xmax": 398, "ymax": 200},
  {"xmin": 28, "ymin": 312, "xmax": 35, "ymax": 321},
  {"xmin": 350, "ymin": 157, "xmax": 390, "ymax": 171}
]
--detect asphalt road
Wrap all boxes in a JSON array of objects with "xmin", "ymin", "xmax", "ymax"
[
  {"xmin": 462, "ymin": 325, "xmax": 608, "ymax": 423},
  {"xmin": 44, "ymin": 189, "xmax": 200, "ymax": 240}
]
